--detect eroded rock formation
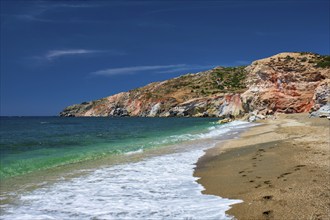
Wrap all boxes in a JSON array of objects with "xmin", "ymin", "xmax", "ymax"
[{"xmin": 60, "ymin": 52, "xmax": 330, "ymax": 118}]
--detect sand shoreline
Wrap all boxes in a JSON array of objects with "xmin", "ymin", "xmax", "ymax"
[{"xmin": 194, "ymin": 113, "xmax": 330, "ymax": 220}]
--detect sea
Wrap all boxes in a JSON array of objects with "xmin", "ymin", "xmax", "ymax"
[{"xmin": 0, "ymin": 116, "xmax": 253, "ymax": 220}]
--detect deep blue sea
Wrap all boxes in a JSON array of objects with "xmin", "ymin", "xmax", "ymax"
[{"xmin": 0, "ymin": 116, "xmax": 253, "ymax": 219}]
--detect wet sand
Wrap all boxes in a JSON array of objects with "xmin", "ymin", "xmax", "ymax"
[{"xmin": 194, "ymin": 113, "xmax": 330, "ymax": 220}]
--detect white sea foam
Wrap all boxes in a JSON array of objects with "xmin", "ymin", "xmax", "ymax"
[
  {"xmin": 124, "ymin": 148, "xmax": 144, "ymax": 155},
  {"xmin": 1, "ymin": 121, "xmax": 253, "ymax": 220},
  {"xmin": 155, "ymin": 120, "xmax": 252, "ymax": 145}
]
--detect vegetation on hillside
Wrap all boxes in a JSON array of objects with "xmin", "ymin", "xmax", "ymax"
[
  {"xmin": 297, "ymin": 53, "xmax": 330, "ymax": 68},
  {"xmin": 211, "ymin": 67, "xmax": 247, "ymax": 93},
  {"xmin": 315, "ymin": 55, "xmax": 330, "ymax": 68},
  {"xmin": 137, "ymin": 66, "xmax": 248, "ymax": 101}
]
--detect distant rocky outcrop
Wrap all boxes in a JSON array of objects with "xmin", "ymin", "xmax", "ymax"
[
  {"xmin": 310, "ymin": 104, "xmax": 330, "ymax": 118},
  {"xmin": 60, "ymin": 52, "xmax": 330, "ymax": 119}
]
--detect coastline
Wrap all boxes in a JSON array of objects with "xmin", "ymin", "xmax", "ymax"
[
  {"xmin": 194, "ymin": 113, "xmax": 330, "ymax": 220},
  {"xmin": 1, "ymin": 119, "xmax": 252, "ymax": 219}
]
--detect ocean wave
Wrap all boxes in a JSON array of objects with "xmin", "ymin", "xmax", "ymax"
[
  {"xmin": 2, "ymin": 146, "xmax": 241, "ymax": 219},
  {"xmin": 153, "ymin": 120, "xmax": 252, "ymax": 145},
  {"xmin": 124, "ymin": 148, "xmax": 144, "ymax": 155}
]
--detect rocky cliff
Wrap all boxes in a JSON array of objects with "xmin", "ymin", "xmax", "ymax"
[{"xmin": 60, "ymin": 52, "xmax": 330, "ymax": 119}]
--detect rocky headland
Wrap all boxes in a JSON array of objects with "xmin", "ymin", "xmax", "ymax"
[{"xmin": 60, "ymin": 52, "xmax": 330, "ymax": 119}]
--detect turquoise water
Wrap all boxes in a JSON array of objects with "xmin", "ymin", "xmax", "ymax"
[
  {"xmin": 1, "ymin": 117, "xmax": 253, "ymax": 219},
  {"xmin": 0, "ymin": 117, "xmax": 219, "ymax": 179}
]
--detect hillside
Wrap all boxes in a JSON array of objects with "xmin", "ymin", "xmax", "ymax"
[{"xmin": 60, "ymin": 52, "xmax": 330, "ymax": 119}]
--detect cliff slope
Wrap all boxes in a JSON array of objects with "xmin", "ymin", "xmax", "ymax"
[{"xmin": 60, "ymin": 52, "xmax": 330, "ymax": 118}]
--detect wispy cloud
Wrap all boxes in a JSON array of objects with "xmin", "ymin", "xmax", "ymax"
[
  {"xmin": 11, "ymin": 2, "xmax": 101, "ymax": 23},
  {"xmin": 13, "ymin": 14, "xmax": 53, "ymax": 22},
  {"xmin": 147, "ymin": 1, "xmax": 280, "ymax": 15},
  {"xmin": 45, "ymin": 49, "xmax": 101, "ymax": 60},
  {"xmin": 42, "ymin": 49, "xmax": 125, "ymax": 61},
  {"xmin": 92, "ymin": 64, "xmax": 213, "ymax": 76},
  {"xmin": 147, "ymin": 2, "xmax": 254, "ymax": 15}
]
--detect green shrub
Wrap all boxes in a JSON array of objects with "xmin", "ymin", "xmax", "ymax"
[
  {"xmin": 212, "ymin": 66, "xmax": 247, "ymax": 92},
  {"xmin": 300, "ymin": 57, "xmax": 307, "ymax": 62},
  {"xmin": 324, "ymin": 56, "xmax": 330, "ymax": 62},
  {"xmin": 285, "ymin": 55, "xmax": 294, "ymax": 61},
  {"xmin": 315, "ymin": 56, "xmax": 330, "ymax": 68},
  {"xmin": 315, "ymin": 61, "xmax": 330, "ymax": 68}
]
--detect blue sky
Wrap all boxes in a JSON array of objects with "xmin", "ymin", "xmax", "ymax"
[{"xmin": 1, "ymin": 0, "xmax": 329, "ymax": 116}]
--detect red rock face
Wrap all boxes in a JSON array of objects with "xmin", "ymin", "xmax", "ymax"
[
  {"xmin": 219, "ymin": 94, "xmax": 244, "ymax": 117},
  {"xmin": 242, "ymin": 53, "xmax": 330, "ymax": 115}
]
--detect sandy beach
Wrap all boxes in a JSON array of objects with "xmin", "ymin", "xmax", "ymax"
[{"xmin": 194, "ymin": 113, "xmax": 330, "ymax": 220}]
